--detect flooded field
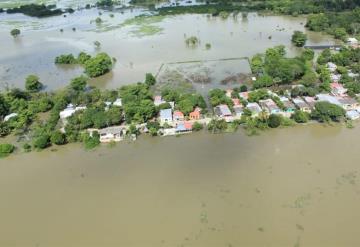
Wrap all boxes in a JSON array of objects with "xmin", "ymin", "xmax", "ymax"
[
  {"xmin": 1, "ymin": 124, "xmax": 360, "ymax": 246},
  {"xmin": 0, "ymin": 9, "xmax": 336, "ymax": 90}
]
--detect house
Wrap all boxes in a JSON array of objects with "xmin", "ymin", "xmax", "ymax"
[
  {"xmin": 347, "ymin": 37, "xmax": 358, "ymax": 47},
  {"xmin": 154, "ymin": 96, "xmax": 166, "ymax": 106},
  {"xmin": 59, "ymin": 104, "xmax": 87, "ymax": 119},
  {"xmin": 330, "ymin": 73, "xmax": 341, "ymax": 83},
  {"xmin": 348, "ymin": 71, "xmax": 359, "ymax": 78},
  {"xmin": 232, "ymin": 98, "xmax": 240, "ymax": 106},
  {"xmin": 338, "ymin": 96, "xmax": 359, "ymax": 110},
  {"xmin": 292, "ymin": 97, "xmax": 311, "ymax": 113},
  {"xmin": 113, "ymin": 98, "xmax": 122, "ymax": 107},
  {"xmin": 214, "ymin": 104, "xmax": 232, "ymax": 118},
  {"xmin": 279, "ymin": 97, "xmax": 296, "ymax": 116},
  {"xmin": 327, "ymin": 62, "xmax": 337, "ymax": 73},
  {"xmin": 189, "ymin": 108, "xmax": 201, "ymax": 120},
  {"xmin": 303, "ymin": 96, "xmax": 316, "ymax": 109},
  {"xmin": 234, "ymin": 105, "xmax": 244, "ymax": 117},
  {"xmin": 173, "ymin": 111, "xmax": 184, "ymax": 121},
  {"xmin": 4, "ymin": 113, "xmax": 18, "ymax": 122},
  {"xmin": 330, "ymin": 82, "xmax": 347, "ymax": 96},
  {"xmin": 259, "ymin": 99, "xmax": 281, "ymax": 115},
  {"xmin": 160, "ymin": 109, "xmax": 173, "ymax": 124},
  {"xmin": 316, "ymin": 94, "xmax": 344, "ymax": 109},
  {"xmin": 226, "ymin": 89, "xmax": 233, "ymax": 98},
  {"xmin": 176, "ymin": 121, "xmax": 193, "ymax": 133},
  {"xmin": 346, "ymin": 110, "xmax": 360, "ymax": 120},
  {"xmin": 98, "ymin": 126, "xmax": 126, "ymax": 143},
  {"xmin": 246, "ymin": 102, "xmax": 262, "ymax": 117},
  {"xmin": 239, "ymin": 92, "xmax": 249, "ymax": 100}
]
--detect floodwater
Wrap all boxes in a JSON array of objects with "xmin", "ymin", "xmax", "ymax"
[
  {"xmin": 1, "ymin": 124, "xmax": 360, "ymax": 246},
  {"xmin": 0, "ymin": 8, "xmax": 336, "ymax": 90}
]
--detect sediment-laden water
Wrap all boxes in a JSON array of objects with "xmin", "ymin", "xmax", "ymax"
[{"xmin": 1, "ymin": 124, "xmax": 360, "ymax": 246}]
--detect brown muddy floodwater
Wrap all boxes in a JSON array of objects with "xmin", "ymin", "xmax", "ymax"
[{"xmin": 1, "ymin": 124, "xmax": 360, "ymax": 247}]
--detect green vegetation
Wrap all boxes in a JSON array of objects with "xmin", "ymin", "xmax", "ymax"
[
  {"xmin": 70, "ymin": 76, "xmax": 88, "ymax": 92},
  {"xmin": 268, "ymin": 114, "xmax": 282, "ymax": 128},
  {"xmin": 192, "ymin": 122, "xmax": 203, "ymax": 131},
  {"xmin": 6, "ymin": 4, "xmax": 63, "ymax": 17},
  {"xmin": 161, "ymin": 88, "xmax": 206, "ymax": 115},
  {"xmin": 10, "ymin": 28, "xmax": 20, "ymax": 38},
  {"xmin": 50, "ymin": 130, "xmax": 66, "ymax": 145},
  {"xmin": 145, "ymin": 73, "xmax": 156, "ymax": 86},
  {"xmin": 207, "ymin": 119, "xmax": 227, "ymax": 133},
  {"xmin": 55, "ymin": 54, "xmax": 77, "ymax": 64},
  {"xmin": 84, "ymin": 53, "xmax": 113, "ymax": 77},
  {"xmin": 83, "ymin": 132, "xmax": 100, "ymax": 150},
  {"xmin": 55, "ymin": 52, "xmax": 113, "ymax": 78},
  {"xmin": 209, "ymin": 89, "xmax": 232, "ymax": 107},
  {"xmin": 0, "ymin": 144, "xmax": 15, "ymax": 158},
  {"xmin": 291, "ymin": 31, "xmax": 307, "ymax": 47},
  {"xmin": 25, "ymin": 75, "xmax": 43, "ymax": 92},
  {"xmin": 185, "ymin": 36, "xmax": 200, "ymax": 47},
  {"xmin": 292, "ymin": 110, "xmax": 309, "ymax": 123},
  {"xmin": 312, "ymin": 101, "xmax": 346, "ymax": 122}
]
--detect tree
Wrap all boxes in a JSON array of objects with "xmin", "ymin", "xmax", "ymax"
[
  {"xmin": 10, "ymin": 28, "xmax": 20, "ymax": 38},
  {"xmin": 291, "ymin": 31, "xmax": 307, "ymax": 47},
  {"xmin": 312, "ymin": 101, "xmax": 345, "ymax": 122},
  {"xmin": 248, "ymin": 89, "xmax": 269, "ymax": 102},
  {"xmin": 268, "ymin": 114, "xmax": 281, "ymax": 128},
  {"xmin": 50, "ymin": 130, "xmax": 66, "ymax": 145},
  {"xmin": 25, "ymin": 75, "xmax": 43, "ymax": 92},
  {"xmin": 70, "ymin": 76, "xmax": 87, "ymax": 91},
  {"xmin": 207, "ymin": 119, "xmax": 227, "ymax": 133},
  {"xmin": 253, "ymin": 75, "xmax": 273, "ymax": 89},
  {"xmin": 83, "ymin": 132, "xmax": 100, "ymax": 150},
  {"xmin": 301, "ymin": 48, "xmax": 315, "ymax": 61},
  {"xmin": 33, "ymin": 134, "xmax": 50, "ymax": 150},
  {"xmin": 0, "ymin": 144, "xmax": 15, "ymax": 158},
  {"xmin": 240, "ymin": 85, "xmax": 248, "ymax": 92},
  {"xmin": 250, "ymin": 54, "xmax": 263, "ymax": 75},
  {"xmin": 84, "ymin": 53, "xmax": 113, "ymax": 78},
  {"xmin": 333, "ymin": 27, "xmax": 347, "ymax": 40},
  {"xmin": 77, "ymin": 52, "xmax": 91, "ymax": 64},
  {"xmin": 292, "ymin": 110, "xmax": 309, "ymax": 123},
  {"xmin": 145, "ymin": 73, "xmax": 156, "ymax": 86},
  {"xmin": 55, "ymin": 54, "xmax": 77, "ymax": 64},
  {"xmin": 300, "ymin": 71, "xmax": 317, "ymax": 87}
]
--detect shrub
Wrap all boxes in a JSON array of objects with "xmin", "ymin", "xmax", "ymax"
[
  {"xmin": 145, "ymin": 73, "xmax": 156, "ymax": 86},
  {"xmin": 33, "ymin": 134, "xmax": 50, "ymax": 150},
  {"xmin": 83, "ymin": 132, "xmax": 100, "ymax": 150},
  {"xmin": 50, "ymin": 130, "xmax": 66, "ymax": 145},
  {"xmin": 0, "ymin": 144, "xmax": 15, "ymax": 158},
  {"xmin": 25, "ymin": 75, "xmax": 43, "ymax": 92},
  {"xmin": 292, "ymin": 110, "xmax": 309, "ymax": 123},
  {"xmin": 192, "ymin": 122, "xmax": 203, "ymax": 131},
  {"xmin": 268, "ymin": 114, "xmax": 281, "ymax": 128},
  {"xmin": 10, "ymin": 28, "xmax": 20, "ymax": 37}
]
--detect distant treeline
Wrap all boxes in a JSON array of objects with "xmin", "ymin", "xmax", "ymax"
[
  {"xmin": 5, "ymin": 4, "xmax": 64, "ymax": 17},
  {"xmin": 155, "ymin": 0, "xmax": 360, "ymax": 16}
]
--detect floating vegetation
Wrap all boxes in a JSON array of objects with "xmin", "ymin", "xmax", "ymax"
[
  {"xmin": 257, "ymin": 227, "xmax": 264, "ymax": 232},
  {"xmin": 200, "ymin": 212, "xmax": 208, "ymax": 224},
  {"xmin": 119, "ymin": 15, "xmax": 165, "ymax": 37},
  {"xmin": 219, "ymin": 11, "xmax": 230, "ymax": 19},
  {"xmin": 296, "ymin": 224, "xmax": 304, "ymax": 231},
  {"xmin": 336, "ymin": 171, "xmax": 357, "ymax": 186}
]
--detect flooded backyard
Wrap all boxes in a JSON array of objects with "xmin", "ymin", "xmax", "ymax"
[
  {"xmin": 1, "ymin": 124, "xmax": 360, "ymax": 246},
  {"xmin": 0, "ymin": 8, "xmax": 336, "ymax": 90}
]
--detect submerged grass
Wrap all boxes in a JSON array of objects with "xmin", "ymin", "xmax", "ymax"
[{"xmin": 119, "ymin": 15, "xmax": 166, "ymax": 37}]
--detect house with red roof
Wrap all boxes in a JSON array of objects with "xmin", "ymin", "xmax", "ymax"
[{"xmin": 173, "ymin": 110, "xmax": 185, "ymax": 121}]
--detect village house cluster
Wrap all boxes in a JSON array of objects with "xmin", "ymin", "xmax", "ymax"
[{"xmin": 212, "ymin": 84, "xmax": 360, "ymax": 122}]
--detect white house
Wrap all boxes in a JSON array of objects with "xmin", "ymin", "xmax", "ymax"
[
  {"xmin": 159, "ymin": 109, "xmax": 173, "ymax": 124},
  {"xmin": 113, "ymin": 98, "xmax": 122, "ymax": 107},
  {"xmin": 59, "ymin": 104, "xmax": 87, "ymax": 119}
]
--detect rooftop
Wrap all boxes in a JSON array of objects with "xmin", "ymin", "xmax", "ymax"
[{"xmin": 160, "ymin": 109, "xmax": 172, "ymax": 119}]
